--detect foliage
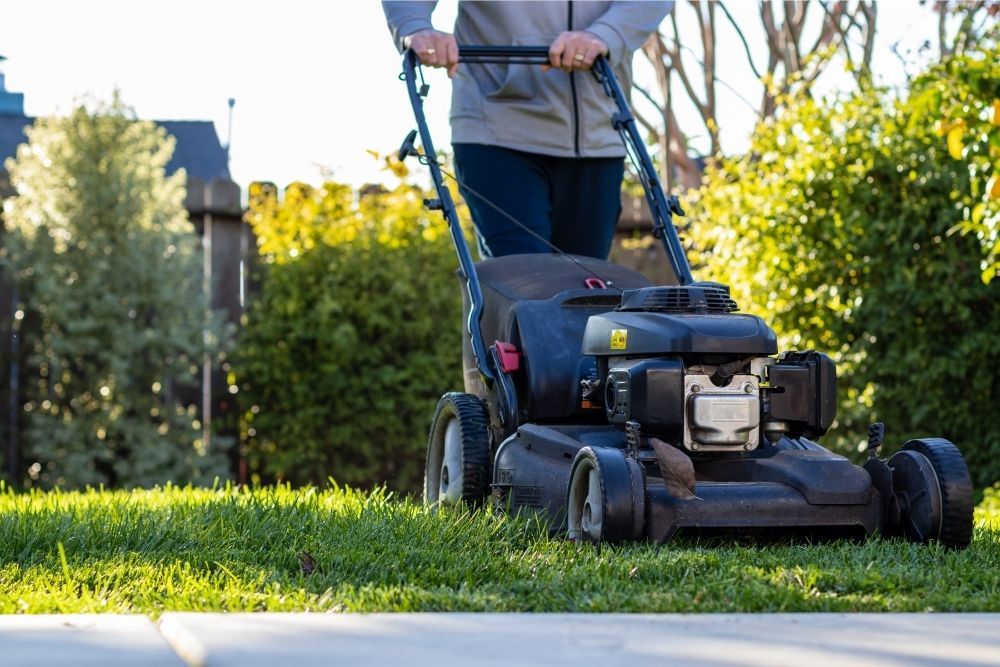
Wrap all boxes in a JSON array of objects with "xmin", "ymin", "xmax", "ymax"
[
  {"xmin": 982, "ymin": 482, "xmax": 1000, "ymax": 518},
  {"xmin": 0, "ymin": 484, "xmax": 997, "ymax": 614},
  {"xmin": 910, "ymin": 32, "xmax": 1000, "ymax": 282},
  {"xmin": 0, "ymin": 95, "xmax": 230, "ymax": 488},
  {"xmin": 687, "ymin": 46, "xmax": 1000, "ymax": 488},
  {"xmin": 936, "ymin": 0, "xmax": 1000, "ymax": 59},
  {"xmin": 238, "ymin": 180, "xmax": 464, "ymax": 492}
]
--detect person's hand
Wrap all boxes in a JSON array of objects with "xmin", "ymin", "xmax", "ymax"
[
  {"xmin": 546, "ymin": 31, "xmax": 608, "ymax": 72},
  {"xmin": 404, "ymin": 29, "xmax": 459, "ymax": 77}
]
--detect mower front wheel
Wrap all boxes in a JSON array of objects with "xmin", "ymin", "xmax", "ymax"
[
  {"xmin": 888, "ymin": 438, "xmax": 974, "ymax": 548},
  {"xmin": 424, "ymin": 393, "xmax": 491, "ymax": 507},
  {"xmin": 566, "ymin": 447, "xmax": 645, "ymax": 544}
]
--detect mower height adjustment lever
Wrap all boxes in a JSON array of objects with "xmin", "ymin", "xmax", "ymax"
[
  {"xmin": 398, "ymin": 129, "xmax": 419, "ymax": 162},
  {"xmin": 668, "ymin": 195, "xmax": 685, "ymax": 217},
  {"xmin": 867, "ymin": 422, "xmax": 885, "ymax": 458}
]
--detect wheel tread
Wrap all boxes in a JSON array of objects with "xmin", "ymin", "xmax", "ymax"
[
  {"xmin": 902, "ymin": 438, "xmax": 974, "ymax": 548},
  {"xmin": 425, "ymin": 392, "xmax": 491, "ymax": 505},
  {"xmin": 449, "ymin": 393, "xmax": 491, "ymax": 502},
  {"xmin": 567, "ymin": 447, "xmax": 644, "ymax": 544}
]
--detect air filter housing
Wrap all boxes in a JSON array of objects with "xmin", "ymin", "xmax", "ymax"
[{"xmin": 618, "ymin": 282, "xmax": 738, "ymax": 314}]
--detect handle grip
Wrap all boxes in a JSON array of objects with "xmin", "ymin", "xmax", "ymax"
[{"xmin": 457, "ymin": 45, "xmax": 551, "ymax": 64}]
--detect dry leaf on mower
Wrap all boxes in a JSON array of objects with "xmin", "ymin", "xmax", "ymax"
[{"xmin": 650, "ymin": 437, "xmax": 698, "ymax": 500}]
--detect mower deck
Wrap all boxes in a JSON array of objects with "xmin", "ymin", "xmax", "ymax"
[
  {"xmin": 646, "ymin": 483, "xmax": 881, "ymax": 542},
  {"xmin": 492, "ymin": 424, "xmax": 884, "ymax": 542}
]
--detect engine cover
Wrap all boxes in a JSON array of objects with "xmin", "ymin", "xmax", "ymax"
[{"xmin": 583, "ymin": 311, "xmax": 778, "ymax": 357}]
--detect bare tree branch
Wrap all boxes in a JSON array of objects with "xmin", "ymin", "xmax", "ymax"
[
  {"xmin": 631, "ymin": 103, "xmax": 658, "ymax": 137},
  {"xmin": 674, "ymin": 42, "xmax": 760, "ymax": 112},
  {"xmin": 718, "ymin": 1, "xmax": 763, "ymax": 79},
  {"xmin": 859, "ymin": 1, "xmax": 878, "ymax": 76},
  {"xmin": 633, "ymin": 82, "xmax": 661, "ymax": 112},
  {"xmin": 820, "ymin": 0, "xmax": 857, "ymax": 71},
  {"xmin": 955, "ymin": 1, "xmax": 987, "ymax": 55},
  {"xmin": 780, "ymin": 2, "xmax": 804, "ymax": 72},
  {"xmin": 639, "ymin": 33, "xmax": 705, "ymax": 191},
  {"xmin": 702, "ymin": 1, "xmax": 719, "ymax": 155},
  {"xmin": 784, "ymin": 0, "xmax": 807, "ymax": 68},
  {"xmin": 760, "ymin": 0, "xmax": 783, "ymax": 116},
  {"xmin": 937, "ymin": 1, "xmax": 952, "ymax": 58},
  {"xmin": 810, "ymin": 1, "xmax": 844, "ymax": 57},
  {"xmin": 760, "ymin": 1, "xmax": 783, "ymax": 59},
  {"xmin": 663, "ymin": 27, "xmax": 709, "ymax": 122},
  {"xmin": 640, "ymin": 35, "xmax": 673, "ymax": 188}
]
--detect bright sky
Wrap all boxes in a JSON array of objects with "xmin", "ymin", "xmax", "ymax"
[{"xmin": 0, "ymin": 1, "xmax": 945, "ymax": 190}]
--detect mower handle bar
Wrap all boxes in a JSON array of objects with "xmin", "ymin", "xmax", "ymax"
[
  {"xmin": 400, "ymin": 47, "xmax": 694, "ymax": 390},
  {"xmin": 456, "ymin": 45, "xmax": 552, "ymax": 64}
]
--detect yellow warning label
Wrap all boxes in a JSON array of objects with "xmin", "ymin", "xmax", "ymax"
[{"xmin": 610, "ymin": 329, "xmax": 628, "ymax": 350}]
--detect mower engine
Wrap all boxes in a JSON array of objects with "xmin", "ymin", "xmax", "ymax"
[{"xmin": 586, "ymin": 284, "xmax": 836, "ymax": 452}]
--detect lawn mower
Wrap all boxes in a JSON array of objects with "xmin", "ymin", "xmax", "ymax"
[{"xmin": 397, "ymin": 46, "xmax": 974, "ymax": 547}]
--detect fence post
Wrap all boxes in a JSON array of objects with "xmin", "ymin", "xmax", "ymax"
[{"xmin": 7, "ymin": 280, "xmax": 18, "ymax": 484}]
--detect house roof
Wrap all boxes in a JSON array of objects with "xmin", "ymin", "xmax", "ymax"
[
  {"xmin": 0, "ymin": 114, "xmax": 30, "ymax": 169},
  {"xmin": 158, "ymin": 120, "xmax": 230, "ymax": 182},
  {"xmin": 0, "ymin": 115, "xmax": 230, "ymax": 182}
]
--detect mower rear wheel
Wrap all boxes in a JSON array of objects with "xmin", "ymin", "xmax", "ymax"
[
  {"xmin": 889, "ymin": 438, "xmax": 973, "ymax": 549},
  {"xmin": 424, "ymin": 393, "xmax": 491, "ymax": 507},
  {"xmin": 566, "ymin": 447, "xmax": 645, "ymax": 544}
]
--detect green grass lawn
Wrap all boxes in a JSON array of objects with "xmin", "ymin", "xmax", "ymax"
[{"xmin": 1, "ymin": 482, "xmax": 997, "ymax": 615}]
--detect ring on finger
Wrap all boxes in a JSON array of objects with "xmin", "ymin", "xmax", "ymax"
[
  {"xmin": 425, "ymin": 48, "xmax": 436, "ymax": 55},
  {"xmin": 574, "ymin": 53, "xmax": 584, "ymax": 61}
]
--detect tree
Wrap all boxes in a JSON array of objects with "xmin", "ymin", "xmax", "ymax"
[
  {"xmin": 638, "ymin": 1, "xmax": 1000, "ymax": 194},
  {"xmin": 686, "ymin": 42, "xmax": 1000, "ymax": 488},
  {"xmin": 935, "ymin": 0, "xmax": 1000, "ymax": 59},
  {"xmin": 909, "ymin": 22, "xmax": 999, "ymax": 282},
  {"xmin": 638, "ymin": 1, "xmax": 878, "ymax": 191},
  {"xmin": 239, "ymin": 179, "xmax": 465, "ymax": 492},
  {"xmin": 1, "ymin": 95, "xmax": 229, "ymax": 487}
]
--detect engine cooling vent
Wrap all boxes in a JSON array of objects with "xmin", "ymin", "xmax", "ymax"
[{"xmin": 618, "ymin": 283, "xmax": 739, "ymax": 314}]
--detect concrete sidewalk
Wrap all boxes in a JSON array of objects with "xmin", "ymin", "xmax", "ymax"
[
  {"xmin": 0, "ymin": 615, "xmax": 184, "ymax": 666},
  {"xmin": 2, "ymin": 613, "xmax": 998, "ymax": 666}
]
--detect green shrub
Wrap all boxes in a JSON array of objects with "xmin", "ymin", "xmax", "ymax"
[
  {"xmin": 1, "ymin": 96, "xmax": 230, "ymax": 488},
  {"xmin": 980, "ymin": 482, "xmax": 1000, "ymax": 517},
  {"xmin": 909, "ymin": 34, "xmax": 998, "ymax": 282},
  {"xmin": 687, "ymin": 45, "xmax": 1000, "ymax": 487},
  {"xmin": 239, "ymin": 181, "xmax": 464, "ymax": 491}
]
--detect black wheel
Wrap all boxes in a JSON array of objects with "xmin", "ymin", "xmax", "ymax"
[
  {"xmin": 888, "ymin": 438, "xmax": 973, "ymax": 548},
  {"xmin": 424, "ymin": 393, "xmax": 491, "ymax": 506},
  {"xmin": 566, "ymin": 447, "xmax": 645, "ymax": 544}
]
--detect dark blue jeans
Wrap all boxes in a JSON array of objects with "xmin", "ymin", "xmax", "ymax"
[{"xmin": 453, "ymin": 143, "xmax": 625, "ymax": 259}]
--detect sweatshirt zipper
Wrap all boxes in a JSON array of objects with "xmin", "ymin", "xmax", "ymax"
[{"xmin": 568, "ymin": 0, "xmax": 581, "ymax": 156}]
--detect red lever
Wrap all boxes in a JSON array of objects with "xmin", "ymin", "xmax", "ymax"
[
  {"xmin": 494, "ymin": 341, "xmax": 520, "ymax": 373},
  {"xmin": 584, "ymin": 277, "xmax": 606, "ymax": 289}
]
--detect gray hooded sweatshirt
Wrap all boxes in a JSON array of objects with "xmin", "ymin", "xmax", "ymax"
[{"xmin": 383, "ymin": 1, "xmax": 673, "ymax": 158}]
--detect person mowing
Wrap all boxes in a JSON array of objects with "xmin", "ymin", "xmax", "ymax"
[{"xmin": 383, "ymin": 1, "xmax": 673, "ymax": 260}]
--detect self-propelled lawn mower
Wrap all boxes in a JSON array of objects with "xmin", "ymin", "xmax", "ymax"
[{"xmin": 397, "ymin": 46, "xmax": 974, "ymax": 547}]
